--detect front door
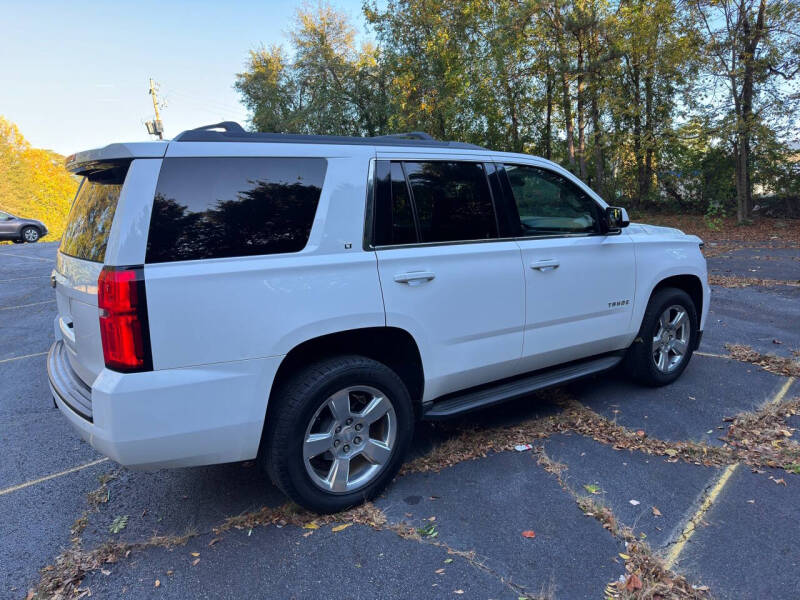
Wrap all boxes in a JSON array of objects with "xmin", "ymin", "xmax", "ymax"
[
  {"xmin": 499, "ymin": 162, "xmax": 636, "ymax": 372},
  {"xmin": 373, "ymin": 159, "xmax": 525, "ymax": 402}
]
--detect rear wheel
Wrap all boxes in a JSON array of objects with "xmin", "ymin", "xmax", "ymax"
[
  {"xmin": 262, "ymin": 355, "xmax": 414, "ymax": 513},
  {"xmin": 21, "ymin": 227, "xmax": 40, "ymax": 243},
  {"xmin": 624, "ymin": 287, "xmax": 697, "ymax": 386}
]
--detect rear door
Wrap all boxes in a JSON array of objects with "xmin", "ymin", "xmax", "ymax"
[
  {"xmin": 373, "ymin": 158, "xmax": 525, "ymax": 402},
  {"xmin": 499, "ymin": 162, "xmax": 636, "ymax": 371},
  {"xmin": 54, "ymin": 162, "xmax": 131, "ymax": 385}
]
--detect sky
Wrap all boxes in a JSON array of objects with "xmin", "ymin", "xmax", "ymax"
[{"xmin": 1, "ymin": 0, "xmax": 368, "ymax": 155}]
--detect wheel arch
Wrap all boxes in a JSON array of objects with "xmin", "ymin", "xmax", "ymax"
[
  {"xmin": 267, "ymin": 327, "xmax": 425, "ymax": 421},
  {"xmin": 646, "ymin": 274, "xmax": 705, "ymax": 350},
  {"xmin": 650, "ymin": 274, "xmax": 704, "ymax": 323}
]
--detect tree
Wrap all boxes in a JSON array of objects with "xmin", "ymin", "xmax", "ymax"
[
  {"xmin": 691, "ymin": 0, "xmax": 800, "ymax": 222},
  {"xmin": 235, "ymin": 2, "xmax": 391, "ymax": 136},
  {"xmin": 0, "ymin": 117, "xmax": 78, "ymax": 241}
]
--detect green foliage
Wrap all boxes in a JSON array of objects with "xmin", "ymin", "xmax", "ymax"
[
  {"xmin": 0, "ymin": 116, "xmax": 78, "ymax": 241},
  {"xmin": 234, "ymin": 1, "xmax": 800, "ymax": 218}
]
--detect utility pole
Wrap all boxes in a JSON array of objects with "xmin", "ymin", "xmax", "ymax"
[{"xmin": 146, "ymin": 78, "xmax": 164, "ymax": 140}]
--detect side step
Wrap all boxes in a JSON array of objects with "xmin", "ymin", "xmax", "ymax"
[{"xmin": 422, "ymin": 354, "xmax": 623, "ymax": 420}]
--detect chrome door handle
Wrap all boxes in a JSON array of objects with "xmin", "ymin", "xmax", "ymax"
[
  {"xmin": 394, "ymin": 271, "xmax": 435, "ymax": 284},
  {"xmin": 531, "ymin": 259, "xmax": 560, "ymax": 271}
]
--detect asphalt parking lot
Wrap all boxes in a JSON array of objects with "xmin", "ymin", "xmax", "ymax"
[{"xmin": 1, "ymin": 240, "xmax": 799, "ymax": 600}]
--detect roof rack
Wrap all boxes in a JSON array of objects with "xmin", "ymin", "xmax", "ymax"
[{"xmin": 172, "ymin": 122, "xmax": 485, "ymax": 150}]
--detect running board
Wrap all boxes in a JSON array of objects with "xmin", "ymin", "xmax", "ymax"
[{"xmin": 422, "ymin": 354, "xmax": 622, "ymax": 420}]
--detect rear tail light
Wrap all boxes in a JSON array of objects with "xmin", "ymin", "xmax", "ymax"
[{"xmin": 97, "ymin": 266, "xmax": 152, "ymax": 372}]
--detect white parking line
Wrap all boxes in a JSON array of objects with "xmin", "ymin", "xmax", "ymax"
[
  {"xmin": 0, "ymin": 252, "xmax": 55, "ymax": 263},
  {"xmin": 0, "ymin": 300, "xmax": 56, "ymax": 311},
  {"xmin": 0, "ymin": 351, "xmax": 48, "ymax": 364},
  {"xmin": 0, "ymin": 458, "xmax": 110, "ymax": 497},
  {"xmin": 663, "ymin": 375, "xmax": 795, "ymax": 569},
  {"xmin": 0, "ymin": 275, "xmax": 50, "ymax": 283}
]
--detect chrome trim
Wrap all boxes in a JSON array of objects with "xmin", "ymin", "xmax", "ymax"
[{"xmin": 48, "ymin": 341, "xmax": 93, "ymax": 422}]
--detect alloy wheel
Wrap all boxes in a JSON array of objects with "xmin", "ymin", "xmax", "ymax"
[
  {"xmin": 652, "ymin": 304, "xmax": 691, "ymax": 373},
  {"xmin": 302, "ymin": 385, "xmax": 396, "ymax": 494}
]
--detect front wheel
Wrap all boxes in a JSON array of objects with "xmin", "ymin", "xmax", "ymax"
[
  {"xmin": 624, "ymin": 287, "xmax": 697, "ymax": 386},
  {"xmin": 262, "ymin": 355, "xmax": 414, "ymax": 513},
  {"xmin": 21, "ymin": 227, "xmax": 40, "ymax": 243}
]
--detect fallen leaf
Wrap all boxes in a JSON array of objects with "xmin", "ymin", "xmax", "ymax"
[
  {"xmin": 435, "ymin": 568, "xmax": 445, "ymax": 574},
  {"xmin": 652, "ymin": 506, "xmax": 662, "ymax": 517},
  {"xmin": 192, "ymin": 558, "xmax": 200, "ymax": 566},
  {"xmin": 154, "ymin": 580, "xmax": 161, "ymax": 588},
  {"xmin": 101, "ymin": 569, "xmax": 111, "ymax": 576},
  {"xmin": 629, "ymin": 499, "xmax": 640, "ymax": 506},
  {"xmin": 619, "ymin": 553, "xmax": 631, "ymax": 560},
  {"xmin": 773, "ymin": 478, "xmax": 787, "ymax": 486},
  {"xmin": 444, "ymin": 558, "xmax": 453, "ymax": 564},
  {"xmin": 303, "ymin": 522, "xmax": 319, "ymax": 530},
  {"xmin": 190, "ymin": 552, "xmax": 200, "ymax": 557},
  {"xmin": 454, "ymin": 591, "xmax": 464, "ymax": 595},
  {"xmin": 665, "ymin": 449, "xmax": 678, "ymax": 457},
  {"xmin": 166, "ymin": 570, "xmax": 174, "ymax": 576},
  {"xmin": 108, "ymin": 515, "xmax": 129, "ymax": 534},
  {"xmin": 331, "ymin": 523, "xmax": 352, "ymax": 532},
  {"xmin": 584, "ymin": 484, "xmax": 601, "ymax": 495},
  {"xmin": 625, "ymin": 573, "xmax": 642, "ymax": 592},
  {"xmin": 208, "ymin": 537, "xmax": 221, "ymax": 546},
  {"xmin": 521, "ymin": 530, "xmax": 536, "ymax": 538},
  {"xmin": 636, "ymin": 430, "xmax": 646, "ymax": 437}
]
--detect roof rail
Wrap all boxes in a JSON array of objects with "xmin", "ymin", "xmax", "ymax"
[
  {"xmin": 373, "ymin": 131, "xmax": 435, "ymax": 141},
  {"xmin": 172, "ymin": 122, "xmax": 486, "ymax": 150}
]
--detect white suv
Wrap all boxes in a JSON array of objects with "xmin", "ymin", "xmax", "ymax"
[{"xmin": 50, "ymin": 122, "xmax": 709, "ymax": 512}]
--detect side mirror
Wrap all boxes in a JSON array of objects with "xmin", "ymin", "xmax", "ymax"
[{"xmin": 605, "ymin": 206, "xmax": 629, "ymax": 232}]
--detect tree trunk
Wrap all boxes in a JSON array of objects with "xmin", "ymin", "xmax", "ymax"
[
  {"xmin": 591, "ymin": 86, "xmax": 604, "ymax": 195},
  {"xmin": 545, "ymin": 69, "xmax": 553, "ymax": 160},
  {"xmin": 644, "ymin": 72, "xmax": 654, "ymax": 198},
  {"xmin": 631, "ymin": 64, "xmax": 647, "ymax": 205},
  {"xmin": 577, "ymin": 41, "xmax": 587, "ymax": 181},
  {"xmin": 561, "ymin": 70, "xmax": 575, "ymax": 170}
]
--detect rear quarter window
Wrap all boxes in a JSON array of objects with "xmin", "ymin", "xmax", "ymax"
[
  {"xmin": 60, "ymin": 162, "xmax": 130, "ymax": 263},
  {"xmin": 146, "ymin": 157, "xmax": 327, "ymax": 263}
]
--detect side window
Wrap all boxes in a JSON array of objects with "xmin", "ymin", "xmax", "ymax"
[
  {"xmin": 146, "ymin": 157, "xmax": 326, "ymax": 263},
  {"xmin": 0, "ymin": 212, "xmax": 10, "ymax": 220},
  {"xmin": 404, "ymin": 161, "xmax": 498, "ymax": 243},
  {"xmin": 503, "ymin": 164, "xmax": 600, "ymax": 235},
  {"xmin": 374, "ymin": 162, "xmax": 417, "ymax": 246}
]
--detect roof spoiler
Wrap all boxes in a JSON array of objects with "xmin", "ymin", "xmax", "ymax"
[{"xmin": 65, "ymin": 142, "xmax": 168, "ymax": 174}]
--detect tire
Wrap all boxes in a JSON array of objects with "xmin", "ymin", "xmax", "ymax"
[
  {"xmin": 624, "ymin": 287, "xmax": 698, "ymax": 386},
  {"xmin": 21, "ymin": 227, "xmax": 40, "ymax": 243},
  {"xmin": 262, "ymin": 355, "xmax": 414, "ymax": 513}
]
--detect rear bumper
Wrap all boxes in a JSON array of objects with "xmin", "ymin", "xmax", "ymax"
[{"xmin": 49, "ymin": 341, "xmax": 283, "ymax": 469}]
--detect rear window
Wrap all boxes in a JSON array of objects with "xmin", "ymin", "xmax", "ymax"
[
  {"xmin": 60, "ymin": 162, "xmax": 130, "ymax": 263},
  {"xmin": 146, "ymin": 157, "xmax": 327, "ymax": 263}
]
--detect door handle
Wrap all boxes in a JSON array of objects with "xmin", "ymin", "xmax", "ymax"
[
  {"xmin": 394, "ymin": 271, "xmax": 435, "ymax": 284},
  {"xmin": 531, "ymin": 259, "xmax": 560, "ymax": 271}
]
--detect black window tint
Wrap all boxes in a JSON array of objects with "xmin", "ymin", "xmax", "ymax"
[
  {"xmin": 404, "ymin": 161, "xmax": 497, "ymax": 243},
  {"xmin": 146, "ymin": 157, "xmax": 326, "ymax": 263},
  {"xmin": 60, "ymin": 162, "xmax": 130, "ymax": 263},
  {"xmin": 387, "ymin": 162, "xmax": 417, "ymax": 244},
  {"xmin": 373, "ymin": 161, "xmax": 417, "ymax": 246},
  {"xmin": 504, "ymin": 164, "xmax": 599, "ymax": 234}
]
